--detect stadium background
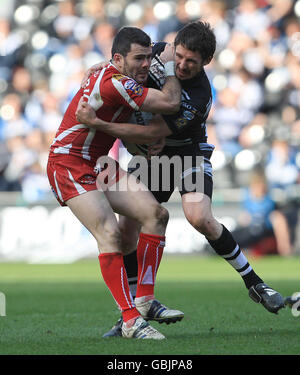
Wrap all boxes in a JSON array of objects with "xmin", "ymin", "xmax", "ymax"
[{"xmin": 0, "ymin": 0, "xmax": 300, "ymax": 262}]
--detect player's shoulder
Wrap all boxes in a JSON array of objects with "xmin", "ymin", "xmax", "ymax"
[
  {"xmin": 184, "ymin": 70, "xmax": 211, "ymax": 100},
  {"xmin": 103, "ymin": 64, "xmax": 125, "ymax": 81},
  {"xmin": 106, "ymin": 64, "xmax": 140, "ymax": 86},
  {"xmin": 193, "ymin": 69, "xmax": 211, "ymax": 89},
  {"xmin": 179, "ymin": 72, "xmax": 212, "ymax": 116}
]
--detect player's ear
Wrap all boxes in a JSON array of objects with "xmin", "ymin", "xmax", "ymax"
[{"xmin": 113, "ymin": 53, "xmax": 123, "ymax": 65}]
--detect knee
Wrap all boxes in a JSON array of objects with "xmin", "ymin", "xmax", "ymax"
[
  {"xmin": 138, "ymin": 202, "xmax": 169, "ymax": 232},
  {"xmin": 186, "ymin": 213, "xmax": 215, "ymax": 237},
  {"xmin": 155, "ymin": 204, "xmax": 169, "ymax": 228}
]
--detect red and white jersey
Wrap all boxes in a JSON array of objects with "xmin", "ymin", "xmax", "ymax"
[{"xmin": 49, "ymin": 63, "xmax": 149, "ymax": 163}]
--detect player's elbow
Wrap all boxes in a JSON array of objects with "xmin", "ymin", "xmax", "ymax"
[{"xmin": 163, "ymin": 99, "xmax": 181, "ymax": 115}]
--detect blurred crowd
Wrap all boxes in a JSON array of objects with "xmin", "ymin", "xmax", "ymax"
[{"xmin": 0, "ymin": 0, "xmax": 299, "ymax": 210}]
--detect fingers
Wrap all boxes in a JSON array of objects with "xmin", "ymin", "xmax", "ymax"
[
  {"xmin": 81, "ymin": 65, "xmax": 98, "ymax": 88},
  {"xmin": 148, "ymin": 137, "xmax": 165, "ymax": 156},
  {"xmin": 81, "ymin": 70, "xmax": 92, "ymax": 88},
  {"xmin": 148, "ymin": 145, "xmax": 161, "ymax": 157},
  {"xmin": 165, "ymin": 43, "xmax": 174, "ymax": 53},
  {"xmin": 81, "ymin": 62, "xmax": 107, "ymax": 88},
  {"xmin": 78, "ymin": 97, "xmax": 86, "ymax": 106},
  {"xmin": 76, "ymin": 98, "xmax": 87, "ymax": 113},
  {"xmin": 160, "ymin": 43, "xmax": 175, "ymax": 63},
  {"xmin": 75, "ymin": 107, "xmax": 83, "ymax": 121},
  {"xmin": 79, "ymin": 100, "xmax": 87, "ymax": 108},
  {"xmin": 75, "ymin": 97, "xmax": 96, "ymax": 125},
  {"xmin": 75, "ymin": 98, "xmax": 89, "ymax": 122}
]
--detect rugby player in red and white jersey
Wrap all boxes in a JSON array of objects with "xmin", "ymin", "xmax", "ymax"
[{"xmin": 47, "ymin": 27, "xmax": 184, "ymax": 340}]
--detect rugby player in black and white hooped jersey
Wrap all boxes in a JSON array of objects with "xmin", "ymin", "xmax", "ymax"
[{"xmin": 77, "ymin": 21, "xmax": 285, "ymax": 337}]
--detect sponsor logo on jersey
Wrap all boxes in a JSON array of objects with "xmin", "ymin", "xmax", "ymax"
[
  {"xmin": 174, "ymin": 117, "xmax": 188, "ymax": 128},
  {"xmin": 112, "ymin": 74, "xmax": 127, "ymax": 81},
  {"xmin": 174, "ymin": 108, "xmax": 197, "ymax": 128},
  {"xmin": 181, "ymin": 102, "xmax": 198, "ymax": 112},
  {"xmin": 183, "ymin": 110, "xmax": 195, "ymax": 120},
  {"xmin": 79, "ymin": 174, "xmax": 96, "ymax": 184},
  {"xmin": 123, "ymin": 79, "xmax": 144, "ymax": 96}
]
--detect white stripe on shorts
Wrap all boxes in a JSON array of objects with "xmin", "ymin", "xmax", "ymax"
[
  {"xmin": 66, "ymin": 169, "xmax": 87, "ymax": 195},
  {"xmin": 53, "ymin": 170, "xmax": 64, "ymax": 202}
]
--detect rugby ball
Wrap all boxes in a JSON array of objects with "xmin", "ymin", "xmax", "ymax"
[{"xmin": 122, "ymin": 111, "xmax": 154, "ymax": 157}]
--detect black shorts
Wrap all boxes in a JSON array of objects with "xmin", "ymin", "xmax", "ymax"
[{"xmin": 128, "ymin": 143, "xmax": 214, "ymax": 204}]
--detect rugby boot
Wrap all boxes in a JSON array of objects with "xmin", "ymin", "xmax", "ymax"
[
  {"xmin": 122, "ymin": 316, "xmax": 165, "ymax": 340},
  {"xmin": 135, "ymin": 297, "xmax": 184, "ymax": 324},
  {"xmin": 102, "ymin": 317, "xmax": 123, "ymax": 338},
  {"xmin": 249, "ymin": 283, "xmax": 285, "ymax": 314}
]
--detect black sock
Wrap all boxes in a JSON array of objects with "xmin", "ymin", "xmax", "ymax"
[
  {"xmin": 207, "ymin": 225, "xmax": 263, "ymax": 289},
  {"xmin": 123, "ymin": 250, "xmax": 138, "ymax": 299}
]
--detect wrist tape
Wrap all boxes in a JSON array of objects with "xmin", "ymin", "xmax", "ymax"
[{"xmin": 164, "ymin": 61, "xmax": 175, "ymax": 77}]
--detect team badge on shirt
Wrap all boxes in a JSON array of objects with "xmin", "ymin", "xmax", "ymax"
[{"xmin": 174, "ymin": 107, "xmax": 198, "ymax": 129}]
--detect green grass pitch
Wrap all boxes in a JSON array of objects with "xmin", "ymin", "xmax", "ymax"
[{"xmin": 0, "ymin": 255, "xmax": 300, "ymax": 355}]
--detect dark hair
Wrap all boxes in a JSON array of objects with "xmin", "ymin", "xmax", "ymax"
[
  {"xmin": 174, "ymin": 21, "xmax": 216, "ymax": 61},
  {"xmin": 111, "ymin": 27, "xmax": 151, "ymax": 57}
]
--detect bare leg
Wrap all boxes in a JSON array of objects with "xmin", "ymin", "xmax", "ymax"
[
  {"xmin": 66, "ymin": 190, "xmax": 121, "ymax": 253},
  {"xmin": 104, "ymin": 172, "xmax": 168, "ymax": 237},
  {"xmin": 66, "ymin": 190, "xmax": 140, "ymax": 323}
]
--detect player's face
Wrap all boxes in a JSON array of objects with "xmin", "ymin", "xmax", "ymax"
[
  {"xmin": 122, "ymin": 43, "xmax": 152, "ymax": 84},
  {"xmin": 174, "ymin": 44, "xmax": 204, "ymax": 81}
]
